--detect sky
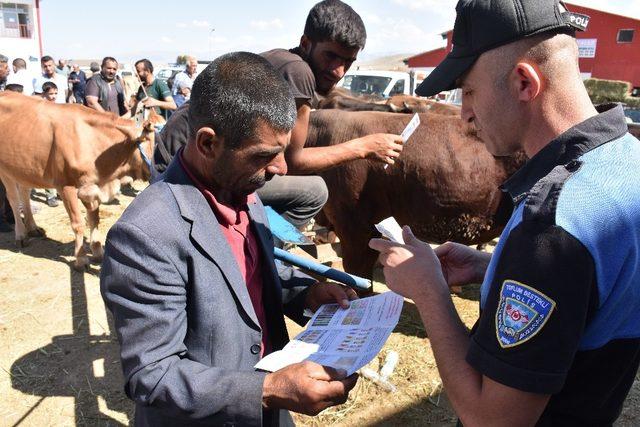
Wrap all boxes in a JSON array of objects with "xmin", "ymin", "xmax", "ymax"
[{"xmin": 39, "ymin": 0, "xmax": 640, "ymax": 65}]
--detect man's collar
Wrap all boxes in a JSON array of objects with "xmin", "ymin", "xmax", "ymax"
[
  {"xmin": 99, "ymin": 73, "xmax": 114, "ymax": 83},
  {"xmin": 502, "ymin": 103, "xmax": 628, "ymax": 202},
  {"xmin": 177, "ymin": 149, "xmax": 256, "ymax": 226}
]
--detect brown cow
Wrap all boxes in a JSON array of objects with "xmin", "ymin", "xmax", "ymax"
[
  {"xmin": 0, "ymin": 91, "xmax": 158, "ymax": 269},
  {"xmin": 315, "ymin": 87, "xmax": 407, "ymax": 113},
  {"xmin": 307, "ymin": 109, "xmax": 524, "ymax": 278},
  {"xmin": 385, "ymin": 95, "xmax": 461, "ymax": 115},
  {"xmin": 316, "ymin": 87, "xmax": 461, "ymax": 115}
]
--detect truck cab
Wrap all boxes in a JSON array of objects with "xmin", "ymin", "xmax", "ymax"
[{"xmin": 337, "ymin": 70, "xmax": 423, "ymax": 98}]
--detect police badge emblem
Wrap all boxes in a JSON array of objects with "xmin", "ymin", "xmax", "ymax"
[{"xmin": 496, "ymin": 280, "xmax": 556, "ymax": 348}]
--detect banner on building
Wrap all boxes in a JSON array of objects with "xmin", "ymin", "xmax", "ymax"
[{"xmin": 578, "ymin": 38, "xmax": 597, "ymax": 58}]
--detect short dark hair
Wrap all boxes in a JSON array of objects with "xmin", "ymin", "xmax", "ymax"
[
  {"xmin": 102, "ymin": 56, "xmax": 118, "ymax": 67},
  {"xmin": 41, "ymin": 55, "xmax": 54, "ymax": 64},
  {"xmin": 135, "ymin": 58, "xmax": 154, "ymax": 73},
  {"xmin": 304, "ymin": 0, "xmax": 366, "ymax": 49},
  {"xmin": 90, "ymin": 61, "xmax": 100, "ymax": 72},
  {"xmin": 189, "ymin": 51, "xmax": 296, "ymax": 149},
  {"xmin": 0, "ymin": 54, "xmax": 7, "ymax": 64},
  {"xmin": 42, "ymin": 81, "xmax": 58, "ymax": 92},
  {"xmin": 12, "ymin": 58, "xmax": 26, "ymax": 69},
  {"xmin": 5, "ymin": 83, "xmax": 24, "ymax": 93}
]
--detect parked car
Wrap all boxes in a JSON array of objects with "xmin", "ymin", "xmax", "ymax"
[
  {"xmin": 337, "ymin": 70, "xmax": 424, "ymax": 98},
  {"xmin": 155, "ymin": 63, "xmax": 209, "ymax": 90},
  {"xmin": 623, "ymin": 106, "xmax": 640, "ymax": 124},
  {"xmin": 442, "ymin": 88, "xmax": 462, "ymax": 106},
  {"xmin": 155, "ymin": 66, "xmax": 183, "ymax": 90}
]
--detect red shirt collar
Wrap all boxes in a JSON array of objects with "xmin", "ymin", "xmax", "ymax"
[{"xmin": 178, "ymin": 150, "xmax": 256, "ymax": 225}]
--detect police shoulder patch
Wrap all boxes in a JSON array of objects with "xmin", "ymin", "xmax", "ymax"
[{"xmin": 495, "ymin": 280, "xmax": 556, "ymax": 348}]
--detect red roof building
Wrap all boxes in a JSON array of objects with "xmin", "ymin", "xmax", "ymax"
[{"xmin": 406, "ymin": 3, "xmax": 640, "ymax": 92}]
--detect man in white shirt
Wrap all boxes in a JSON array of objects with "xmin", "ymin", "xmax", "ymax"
[
  {"xmin": 32, "ymin": 55, "xmax": 66, "ymax": 206},
  {"xmin": 7, "ymin": 58, "xmax": 34, "ymax": 95},
  {"xmin": 33, "ymin": 55, "xmax": 68, "ymax": 104},
  {"xmin": 171, "ymin": 55, "xmax": 198, "ymax": 107}
]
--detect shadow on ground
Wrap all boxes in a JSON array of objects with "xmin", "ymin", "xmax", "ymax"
[
  {"xmin": 369, "ymin": 393, "xmax": 459, "ymax": 426},
  {"xmin": 0, "ymin": 229, "xmax": 101, "ymax": 275},
  {"xmin": 9, "ymin": 264, "xmax": 131, "ymax": 426}
]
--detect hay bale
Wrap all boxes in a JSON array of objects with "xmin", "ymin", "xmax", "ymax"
[
  {"xmin": 584, "ymin": 78, "xmax": 640, "ymax": 110},
  {"xmin": 584, "ymin": 78, "xmax": 631, "ymax": 104},
  {"xmin": 624, "ymin": 97, "xmax": 640, "ymax": 108}
]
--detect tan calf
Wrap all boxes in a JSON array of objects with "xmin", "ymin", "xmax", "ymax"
[{"xmin": 0, "ymin": 91, "xmax": 157, "ymax": 269}]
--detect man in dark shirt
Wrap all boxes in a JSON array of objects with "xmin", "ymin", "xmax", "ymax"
[
  {"xmin": 68, "ymin": 64, "xmax": 86, "ymax": 104},
  {"xmin": 135, "ymin": 58, "xmax": 176, "ymax": 119},
  {"xmin": 370, "ymin": 1, "xmax": 640, "ymax": 425},
  {"xmin": 154, "ymin": 0, "xmax": 403, "ymax": 231},
  {"xmin": 256, "ymin": 0, "xmax": 403, "ymax": 229},
  {"xmin": 85, "ymin": 57, "xmax": 128, "ymax": 116}
]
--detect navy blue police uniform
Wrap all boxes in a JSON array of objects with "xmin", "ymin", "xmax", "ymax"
[{"xmin": 467, "ymin": 104, "xmax": 640, "ymax": 426}]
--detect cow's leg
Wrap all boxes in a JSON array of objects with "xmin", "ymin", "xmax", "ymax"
[
  {"xmin": 330, "ymin": 216, "xmax": 378, "ymax": 280},
  {"xmin": 81, "ymin": 199, "xmax": 103, "ymax": 262},
  {"xmin": 341, "ymin": 235, "xmax": 378, "ymax": 280},
  {"xmin": 17, "ymin": 185, "xmax": 45, "ymax": 238},
  {"xmin": 60, "ymin": 186, "xmax": 88, "ymax": 270},
  {"xmin": 1, "ymin": 178, "xmax": 29, "ymax": 247}
]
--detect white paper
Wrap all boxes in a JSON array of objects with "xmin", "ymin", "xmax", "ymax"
[
  {"xmin": 401, "ymin": 113, "xmax": 421, "ymax": 143},
  {"xmin": 374, "ymin": 217, "xmax": 405, "ymax": 244},
  {"xmin": 385, "ymin": 113, "xmax": 421, "ymax": 169},
  {"xmin": 255, "ymin": 292, "xmax": 404, "ymax": 376}
]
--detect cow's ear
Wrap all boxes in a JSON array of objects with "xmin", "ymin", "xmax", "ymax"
[{"xmin": 131, "ymin": 121, "xmax": 154, "ymax": 142}]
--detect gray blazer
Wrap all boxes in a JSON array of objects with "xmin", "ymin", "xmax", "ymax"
[{"xmin": 100, "ymin": 158, "xmax": 316, "ymax": 426}]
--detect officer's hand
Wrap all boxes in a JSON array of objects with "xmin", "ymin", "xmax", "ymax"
[
  {"xmin": 358, "ymin": 133, "xmax": 404, "ymax": 165},
  {"xmin": 434, "ymin": 242, "xmax": 491, "ymax": 287},
  {"xmin": 305, "ymin": 281, "xmax": 358, "ymax": 311},
  {"xmin": 369, "ymin": 226, "xmax": 447, "ymax": 300},
  {"xmin": 262, "ymin": 361, "xmax": 358, "ymax": 415}
]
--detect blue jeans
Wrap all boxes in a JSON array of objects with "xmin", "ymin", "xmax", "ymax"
[{"xmin": 256, "ymin": 175, "xmax": 328, "ymax": 229}]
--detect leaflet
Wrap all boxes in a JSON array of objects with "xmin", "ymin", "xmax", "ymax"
[
  {"xmin": 385, "ymin": 113, "xmax": 421, "ymax": 170},
  {"xmin": 400, "ymin": 113, "xmax": 421, "ymax": 143},
  {"xmin": 255, "ymin": 292, "xmax": 404, "ymax": 376},
  {"xmin": 375, "ymin": 216, "xmax": 405, "ymax": 244}
]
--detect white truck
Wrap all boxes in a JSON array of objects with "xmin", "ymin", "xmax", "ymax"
[{"xmin": 337, "ymin": 69, "xmax": 426, "ymax": 98}]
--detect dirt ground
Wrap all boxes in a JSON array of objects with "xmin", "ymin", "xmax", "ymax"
[{"xmin": 0, "ymin": 184, "xmax": 638, "ymax": 426}]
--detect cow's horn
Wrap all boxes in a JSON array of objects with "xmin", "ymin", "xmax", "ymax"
[{"xmin": 388, "ymin": 103, "xmax": 401, "ymax": 113}]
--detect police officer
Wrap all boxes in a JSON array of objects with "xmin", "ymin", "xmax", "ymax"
[{"xmin": 370, "ymin": 0, "xmax": 640, "ymax": 425}]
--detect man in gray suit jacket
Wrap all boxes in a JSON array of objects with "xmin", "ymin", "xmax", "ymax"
[{"xmin": 101, "ymin": 52, "xmax": 358, "ymax": 426}]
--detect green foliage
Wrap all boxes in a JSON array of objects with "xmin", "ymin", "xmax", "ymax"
[{"xmin": 176, "ymin": 55, "xmax": 188, "ymax": 65}]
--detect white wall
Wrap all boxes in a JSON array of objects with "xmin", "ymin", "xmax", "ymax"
[{"xmin": 1, "ymin": 0, "xmax": 41, "ymax": 74}]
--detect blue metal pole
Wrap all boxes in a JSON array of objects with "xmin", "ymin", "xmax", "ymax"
[{"xmin": 274, "ymin": 247, "xmax": 371, "ymax": 291}]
